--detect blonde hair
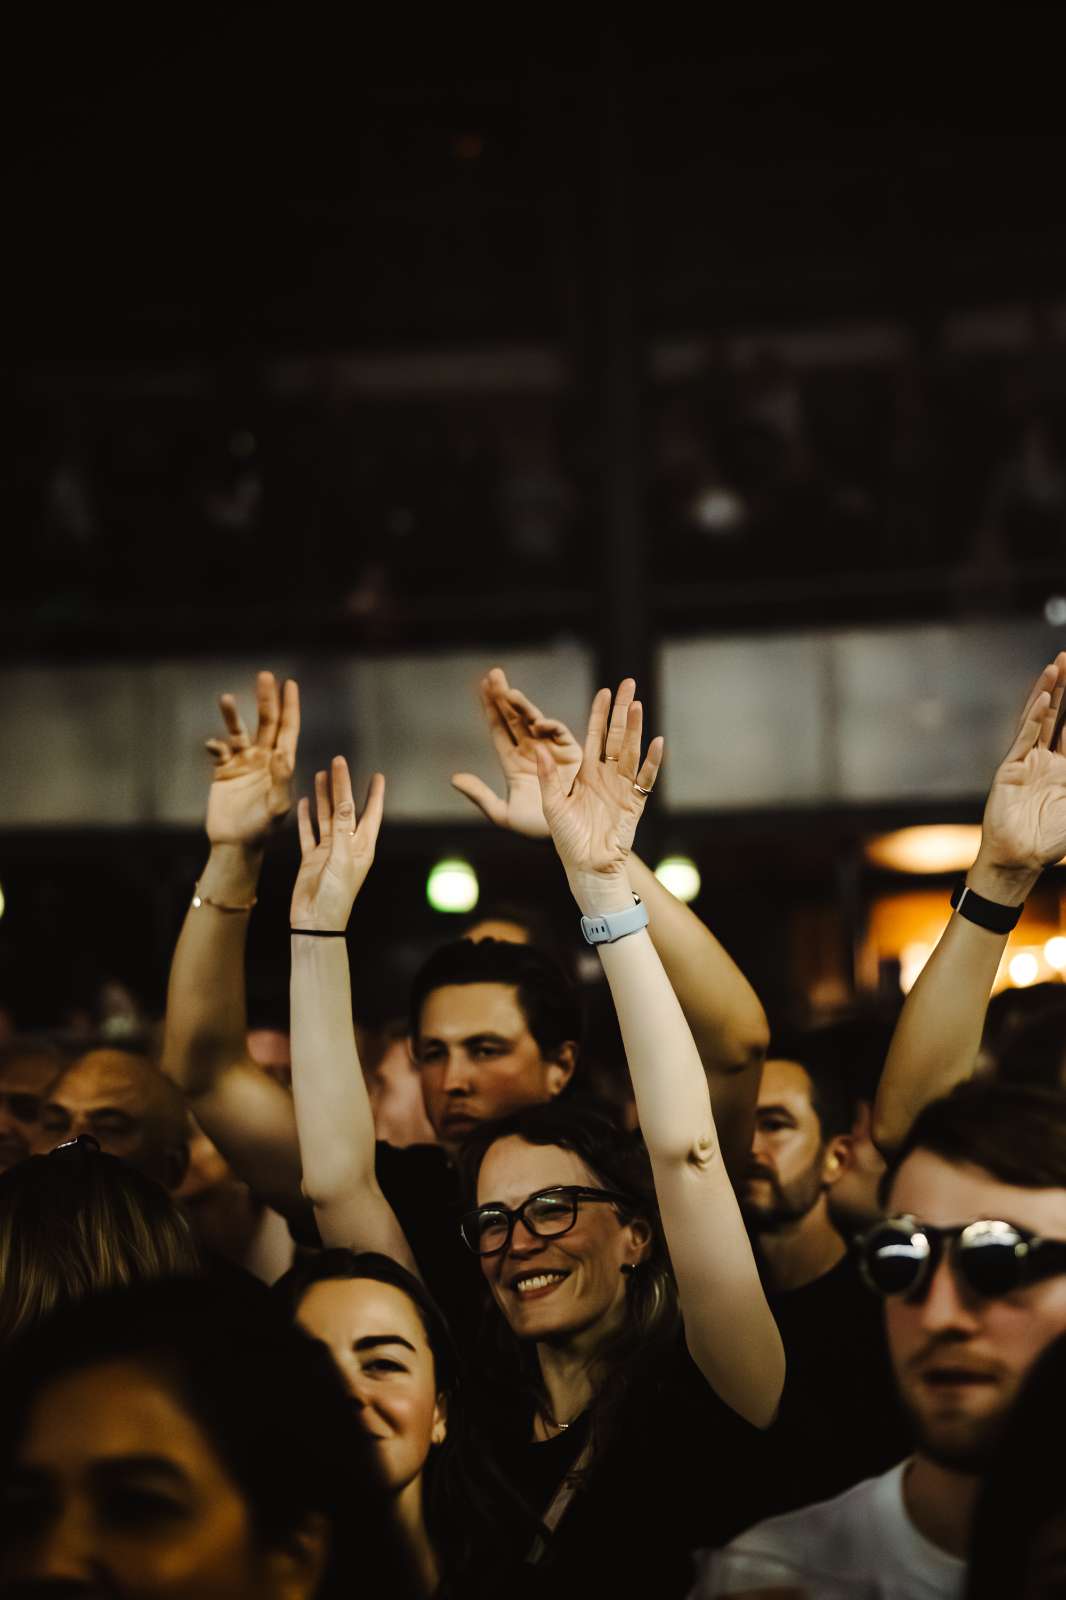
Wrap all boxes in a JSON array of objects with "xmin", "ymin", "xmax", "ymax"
[{"xmin": 0, "ymin": 1143, "xmax": 199, "ymax": 1343}]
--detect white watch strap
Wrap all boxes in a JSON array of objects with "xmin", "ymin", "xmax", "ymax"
[{"xmin": 580, "ymin": 894, "xmax": 649, "ymax": 946}]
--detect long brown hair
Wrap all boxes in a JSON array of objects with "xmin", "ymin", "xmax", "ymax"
[{"xmin": 0, "ymin": 1138, "xmax": 199, "ymax": 1343}]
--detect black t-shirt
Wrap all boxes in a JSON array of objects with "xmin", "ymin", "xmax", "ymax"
[
  {"xmin": 469, "ymin": 1339, "xmax": 775, "ymax": 1600},
  {"xmin": 375, "ymin": 1141, "xmax": 488, "ymax": 1347},
  {"xmin": 761, "ymin": 1249, "xmax": 910, "ymax": 1515}
]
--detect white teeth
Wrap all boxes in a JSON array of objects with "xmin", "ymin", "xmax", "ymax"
[{"xmin": 514, "ymin": 1272, "xmax": 567, "ymax": 1294}]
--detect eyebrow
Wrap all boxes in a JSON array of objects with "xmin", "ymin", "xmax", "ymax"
[
  {"xmin": 419, "ymin": 1032, "xmax": 514, "ymax": 1050},
  {"xmin": 756, "ymin": 1104, "xmax": 799, "ymax": 1121},
  {"xmin": 353, "ymin": 1335, "xmax": 417, "ymax": 1354},
  {"xmin": 88, "ymin": 1455, "xmax": 190, "ymax": 1489}
]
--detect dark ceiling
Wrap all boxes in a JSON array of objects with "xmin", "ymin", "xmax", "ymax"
[{"xmin": 13, "ymin": 11, "xmax": 1066, "ymax": 364}]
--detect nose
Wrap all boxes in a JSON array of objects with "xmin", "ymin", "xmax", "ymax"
[
  {"xmin": 749, "ymin": 1128, "xmax": 771, "ymax": 1167},
  {"xmin": 915, "ymin": 1254, "xmax": 983, "ymax": 1336},
  {"xmin": 439, "ymin": 1052, "xmax": 473, "ymax": 1097},
  {"xmin": 16, "ymin": 1500, "xmax": 99, "ymax": 1583}
]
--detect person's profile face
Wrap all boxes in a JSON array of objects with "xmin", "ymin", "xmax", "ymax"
[
  {"xmin": 476, "ymin": 1135, "xmax": 647, "ymax": 1346},
  {"xmin": 742, "ymin": 1058, "xmax": 827, "ymax": 1230},
  {"xmin": 296, "ymin": 1277, "xmax": 444, "ymax": 1494},
  {"xmin": 0, "ymin": 1053, "xmax": 57, "ymax": 1173},
  {"xmin": 414, "ymin": 983, "xmax": 572, "ymax": 1148},
  {"xmin": 0, "ymin": 1358, "xmax": 307, "ymax": 1598},
  {"xmin": 885, "ymin": 1150, "xmax": 1066, "ymax": 1472}
]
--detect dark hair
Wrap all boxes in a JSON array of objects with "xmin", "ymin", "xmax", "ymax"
[
  {"xmin": 881, "ymin": 1080, "xmax": 1066, "ymax": 1205},
  {"xmin": 409, "ymin": 938, "xmax": 583, "ymax": 1061},
  {"xmin": 995, "ymin": 1005, "xmax": 1066, "ymax": 1092},
  {"xmin": 460, "ymin": 1099, "xmax": 680, "ymax": 1474},
  {"xmin": 964, "ymin": 1331, "xmax": 1066, "ymax": 1599},
  {"xmin": 0, "ymin": 1140, "xmax": 200, "ymax": 1343},
  {"xmin": 0, "ymin": 1277, "xmax": 419, "ymax": 1598},
  {"xmin": 766, "ymin": 1027, "xmax": 857, "ymax": 1141},
  {"xmin": 273, "ymin": 1249, "xmax": 534, "ymax": 1581}
]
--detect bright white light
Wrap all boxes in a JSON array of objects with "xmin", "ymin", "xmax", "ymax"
[
  {"xmin": 0, "ymin": 881, "xmax": 4, "ymax": 920},
  {"xmin": 426, "ymin": 858, "xmax": 479, "ymax": 915},
  {"xmin": 690, "ymin": 487, "xmax": 747, "ymax": 534},
  {"xmin": 1044, "ymin": 937, "xmax": 1066, "ymax": 972},
  {"xmin": 1008, "ymin": 952, "xmax": 1040, "ymax": 988},
  {"xmin": 654, "ymin": 855, "xmax": 701, "ymax": 903},
  {"xmin": 899, "ymin": 942, "xmax": 932, "ymax": 995},
  {"xmin": 1044, "ymin": 595, "xmax": 1066, "ymax": 626}
]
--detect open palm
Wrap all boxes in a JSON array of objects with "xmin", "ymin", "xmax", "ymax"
[
  {"xmin": 537, "ymin": 682, "xmax": 663, "ymax": 905},
  {"xmin": 290, "ymin": 758, "xmax": 385, "ymax": 932},
  {"xmin": 451, "ymin": 667, "xmax": 582, "ymax": 838},
  {"xmin": 981, "ymin": 654, "xmax": 1066, "ymax": 870},
  {"xmin": 205, "ymin": 672, "xmax": 300, "ymax": 845}
]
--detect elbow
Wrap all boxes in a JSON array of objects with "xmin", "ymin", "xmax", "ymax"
[{"xmin": 300, "ymin": 1167, "xmax": 377, "ymax": 1215}]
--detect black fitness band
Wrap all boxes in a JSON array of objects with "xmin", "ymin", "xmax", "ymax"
[
  {"xmin": 290, "ymin": 928, "xmax": 347, "ymax": 937},
  {"xmin": 950, "ymin": 884, "xmax": 1024, "ymax": 935}
]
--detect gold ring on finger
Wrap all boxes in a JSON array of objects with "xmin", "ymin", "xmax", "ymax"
[{"xmin": 633, "ymin": 781, "xmax": 653, "ymax": 796}]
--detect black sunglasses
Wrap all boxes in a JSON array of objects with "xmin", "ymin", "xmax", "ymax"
[
  {"xmin": 460, "ymin": 1185, "xmax": 636, "ymax": 1257},
  {"xmin": 857, "ymin": 1214, "xmax": 1066, "ymax": 1301}
]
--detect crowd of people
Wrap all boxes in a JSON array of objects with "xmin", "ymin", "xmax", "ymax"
[{"xmin": 1, "ymin": 654, "xmax": 1066, "ymax": 1598}]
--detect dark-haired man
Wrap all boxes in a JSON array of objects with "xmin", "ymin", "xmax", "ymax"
[
  {"xmin": 699, "ymin": 1080, "xmax": 1066, "ymax": 1600},
  {"xmin": 742, "ymin": 1045, "xmax": 908, "ymax": 1511}
]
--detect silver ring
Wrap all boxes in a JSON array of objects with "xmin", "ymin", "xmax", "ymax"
[{"xmin": 633, "ymin": 781, "xmax": 653, "ymax": 797}]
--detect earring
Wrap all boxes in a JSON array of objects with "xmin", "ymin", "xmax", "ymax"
[{"xmin": 621, "ymin": 1262, "xmax": 636, "ymax": 1276}]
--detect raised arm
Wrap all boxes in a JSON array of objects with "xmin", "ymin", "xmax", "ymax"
[
  {"xmin": 453, "ymin": 668, "xmax": 769, "ymax": 1174},
  {"xmin": 161, "ymin": 672, "xmax": 304, "ymax": 1215},
  {"xmin": 873, "ymin": 653, "xmax": 1066, "ymax": 1153},
  {"xmin": 288, "ymin": 757, "xmax": 419, "ymax": 1273},
  {"xmin": 535, "ymin": 685, "xmax": 784, "ymax": 1428}
]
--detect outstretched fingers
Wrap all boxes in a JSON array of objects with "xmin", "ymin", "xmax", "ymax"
[
  {"xmin": 634, "ymin": 735, "xmax": 665, "ymax": 797},
  {"xmin": 618, "ymin": 697, "xmax": 644, "ymax": 781},
  {"xmin": 604, "ymin": 679, "xmax": 637, "ymax": 763},
  {"xmin": 356, "ymin": 772, "xmax": 386, "ymax": 853},
  {"xmin": 329, "ymin": 756, "xmax": 355, "ymax": 830},
  {"xmin": 1004, "ymin": 692, "xmax": 1050, "ymax": 765},
  {"xmin": 314, "ymin": 769, "xmax": 333, "ymax": 841},
  {"xmin": 582, "ymin": 688, "xmax": 613, "ymax": 768},
  {"xmin": 480, "ymin": 671, "xmax": 519, "ymax": 761},
  {"xmin": 296, "ymin": 796, "xmax": 316, "ymax": 857},
  {"xmin": 534, "ymin": 741, "xmax": 567, "ymax": 813},
  {"xmin": 276, "ymin": 677, "xmax": 301, "ymax": 766},
  {"xmin": 254, "ymin": 671, "xmax": 280, "ymax": 749},
  {"xmin": 218, "ymin": 693, "xmax": 251, "ymax": 749}
]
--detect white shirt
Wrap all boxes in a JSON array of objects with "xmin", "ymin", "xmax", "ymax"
[{"xmin": 690, "ymin": 1461, "xmax": 965, "ymax": 1600}]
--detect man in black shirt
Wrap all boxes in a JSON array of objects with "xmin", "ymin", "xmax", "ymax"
[{"xmin": 742, "ymin": 1036, "xmax": 908, "ymax": 1511}]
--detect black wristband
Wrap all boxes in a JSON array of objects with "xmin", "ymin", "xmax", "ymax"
[
  {"xmin": 950, "ymin": 884, "xmax": 1024, "ymax": 935},
  {"xmin": 290, "ymin": 928, "xmax": 347, "ymax": 937}
]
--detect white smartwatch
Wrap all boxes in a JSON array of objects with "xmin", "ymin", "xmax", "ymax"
[{"xmin": 580, "ymin": 894, "xmax": 649, "ymax": 946}]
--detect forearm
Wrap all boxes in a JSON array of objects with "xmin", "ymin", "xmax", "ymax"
[
  {"xmin": 873, "ymin": 857, "xmax": 1037, "ymax": 1153},
  {"xmin": 290, "ymin": 934, "xmax": 378, "ymax": 1206},
  {"xmin": 628, "ymin": 854, "xmax": 770, "ymax": 1072},
  {"xmin": 598, "ymin": 923, "xmax": 784, "ymax": 1424},
  {"xmin": 162, "ymin": 844, "xmax": 263, "ymax": 1094}
]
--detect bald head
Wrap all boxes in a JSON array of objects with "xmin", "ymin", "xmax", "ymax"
[{"xmin": 40, "ymin": 1049, "xmax": 189, "ymax": 1190}]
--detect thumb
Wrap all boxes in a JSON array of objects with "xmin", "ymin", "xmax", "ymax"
[{"xmin": 451, "ymin": 774, "xmax": 508, "ymax": 827}]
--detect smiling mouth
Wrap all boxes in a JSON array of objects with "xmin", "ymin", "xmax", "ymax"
[{"xmin": 510, "ymin": 1270, "xmax": 570, "ymax": 1299}]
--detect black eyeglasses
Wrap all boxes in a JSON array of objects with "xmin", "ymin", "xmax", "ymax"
[
  {"xmin": 856, "ymin": 1214, "xmax": 1066, "ymax": 1301},
  {"xmin": 460, "ymin": 1185, "xmax": 636, "ymax": 1257}
]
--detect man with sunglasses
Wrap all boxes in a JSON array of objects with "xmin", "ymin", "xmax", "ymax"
[
  {"xmin": 697, "ymin": 1079, "xmax": 1066, "ymax": 1600},
  {"xmin": 0, "ymin": 1042, "xmax": 61, "ymax": 1173}
]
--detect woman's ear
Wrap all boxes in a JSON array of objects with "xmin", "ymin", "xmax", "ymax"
[
  {"xmin": 264, "ymin": 1510, "xmax": 329, "ymax": 1600},
  {"xmin": 544, "ymin": 1039, "xmax": 578, "ymax": 1097},
  {"xmin": 431, "ymin": 1392, "xmax": 448, "ymax": 1447},
  {"xmin": 624, "ymin": 1214, "xmax": 653, "ymax": 1267}
]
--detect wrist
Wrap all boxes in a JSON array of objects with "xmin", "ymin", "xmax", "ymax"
[
  {"xmin": 568, "ymin": 869, "xmax": 635, "ymax": 919},
  {"xmin": 199, "ymin": 843, "xmax": 264, "ymax": 902},
  {"xmin": 966, "ymin": 853, "xmax": 1039, "ymax": 907}
]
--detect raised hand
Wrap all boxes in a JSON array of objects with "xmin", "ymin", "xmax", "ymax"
[
  {"xmin": 451, "ymin": 667, "xmax": 582, "ymax": 839},
  {"xmin": 978, "ymin": 652, "xmax": 1066, "ymax": 879},
  {"xmin": 535, "ymin": 681, "xmax": 663, "ymax": 914},
  {"xmin": 204, "ymin": 672, "xmax": 301, "ymax": 846},
  {"xmin": 290, "ymin": 758, "xmax": 385, "ymax": 932}
]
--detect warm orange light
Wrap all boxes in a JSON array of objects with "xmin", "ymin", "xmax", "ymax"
[
  {"xmin": 1008, "ymin": 952, "xmax": 1040, "ymax": 988},
  {"xmin": 865, "ymin": 826, "xmax": 982, "ymax": 875}
]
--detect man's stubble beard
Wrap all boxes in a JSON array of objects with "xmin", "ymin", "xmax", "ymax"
[{"xmin": 742, "ymin": 1156, "xmax": 825, "ymax": 1235}]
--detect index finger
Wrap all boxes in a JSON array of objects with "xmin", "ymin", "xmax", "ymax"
[
  {"xmin": 356, "ymin": 772, "xmax": 386, "ymax": 853},
  {"xmin": 582, "ymin": 688, "xmax": 613, "ymax": 767}
]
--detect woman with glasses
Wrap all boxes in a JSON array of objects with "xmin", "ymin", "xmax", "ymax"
[{"xmin": 285, "ymin": 682, "xmax": 784, "ymax": 1596}]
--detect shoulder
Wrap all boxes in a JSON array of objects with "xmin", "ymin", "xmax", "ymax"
[{"xmin": 720, "ymin": 1464, "xmax": 904, "ymax": 1565}]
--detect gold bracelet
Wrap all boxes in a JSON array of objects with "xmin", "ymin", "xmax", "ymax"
[{"xmin": 192, "ymin": 880, "xmax": 258, "ymax": 914}]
